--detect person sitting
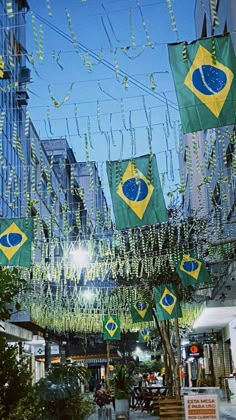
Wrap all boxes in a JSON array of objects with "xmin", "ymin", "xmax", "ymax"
[
  {"xmin": 149, "ymin": 372, "xmax": 156, "ymax": 383},
  {"xmin": 142, "ymin": 373, "xmax": 149, "ymax": 387}
]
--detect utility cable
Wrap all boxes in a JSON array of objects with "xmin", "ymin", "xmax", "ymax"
[{"xmin": 33, "ymin": 12, "xmax": 178, "ymax": 111}]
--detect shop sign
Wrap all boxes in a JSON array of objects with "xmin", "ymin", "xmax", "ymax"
[
  {"xmin": 184, "ymin": 395, "xmax": 219, "ymax": 420},
  {"xmin": 186, "ymin": 343, "xmax": 203, "ymax": 358}
]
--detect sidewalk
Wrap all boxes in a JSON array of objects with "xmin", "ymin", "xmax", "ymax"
[
  {"xmin": 87, "ymin": 400, "xmax": 236, "ymax": 420},
  {"xmin": 220, "ymin": 401, "xmax": 236, "ymax": 419},
  {"xmin": 87, "ymin": 405, "xmax": 158, "ymax": 419}
]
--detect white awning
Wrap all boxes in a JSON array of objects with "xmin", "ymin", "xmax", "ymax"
[
  {"xmin": 0, "ymin": 321, "xmax": 33, "ymax": 341},
  {"xmin": 192, "ymin": 300, "xmax": 236, "ymax": 333}
]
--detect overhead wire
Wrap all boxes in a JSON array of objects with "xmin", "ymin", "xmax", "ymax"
[{"xmin": 32, "ymin": 12, "xmax": 178, "ymax": 111}]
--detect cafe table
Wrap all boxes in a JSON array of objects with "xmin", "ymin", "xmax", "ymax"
[{"xmin": 131, "ymin": 385, "xmax": 168, "ymax": 411}]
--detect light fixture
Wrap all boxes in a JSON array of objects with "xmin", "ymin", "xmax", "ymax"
[
  {"xmin": 70, "ymin": 248, "xmax": 90, "ymax": 267},
  {"xmin": 83, "ymin": 289, "xmax": 93, "ymax": 300}
]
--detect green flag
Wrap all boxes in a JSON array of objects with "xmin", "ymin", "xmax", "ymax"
[
  {"xmin": 176, "ymin": 254, "xmax": 211, "ymax": 288},
  {"xmin": 138, "ymin": 328, "xmax": 150, "ymax": 343},
  {"xmin": 106, "ymin": 154, "xmax": 168, "ymax": 229},
  {"xmin": 103, "ymin": 315, "xmax": 120, "ymax": 341},
  {"xmin": 168, "ymin": 34, "xmax": 236, "ymax": 133},
  {"xmin": 131, "ymin": 300, "xmax": 153, "ymax": 323},
  {"xmin": 154, "ymin": 284, "xmax": 182, "ymax": 321},
  {"xmin": 0, "ymin": 218, "xmax": 33, "ymax": 267}
]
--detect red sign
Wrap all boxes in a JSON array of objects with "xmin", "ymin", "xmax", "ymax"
[
  {"xmin": 190, "ymin": 345, "xmax": 199, "ymax": 354},
  {"xmin": 186, "ymin": 343, "xmax": 203, "ymax": 358}
]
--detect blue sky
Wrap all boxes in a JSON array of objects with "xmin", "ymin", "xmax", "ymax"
[{"xmin": 26, "ymin": 0, "xmax": 196, "ymax": 204}]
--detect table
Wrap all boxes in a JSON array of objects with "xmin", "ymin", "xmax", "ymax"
[
  {"xmin": 143, "ymin": 386, "xmax": 168, "ymax": 396},
  {"xmin": 131, "ymin": 386, "xmax": 168, "ymax": 411}
]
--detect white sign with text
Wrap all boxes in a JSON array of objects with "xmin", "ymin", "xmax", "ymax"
[{"xmin": 184, "ymin": 394, "xmax": 219, "ymax": 420}]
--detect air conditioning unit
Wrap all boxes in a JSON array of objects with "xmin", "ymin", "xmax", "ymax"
[
  {"xmin": 19, "ymin": 66, "xmax": 31, "ymax": 83},
  {"xmin": 16, "ymin": 90, "xmax": 29, "ymax": 106},
  {"xmin": 18, "ymin": 0, "xmax": 30, "ymax": 11}
]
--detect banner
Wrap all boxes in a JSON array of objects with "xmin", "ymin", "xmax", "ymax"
[
  {"xmin": 103, "ymin": 315, "xmax": 120, "ymax": 340},
  {"xmin": 154, "ymin": 284, "xmax": 182, "ymax": 321},
  {"xmin": 138, "ymin": 328, "xmax": 150, "ymax": 342},
  {"xmin": 176, "ymin": 254, "xmax": 211, "ymax": 288},
  {"xmin": 0, "ymin": 218, "xmax": 33, "ymax": 267},
  {"xmin": 106, "ymin": 154, "xmax": 168, "ymax": 229},
  {"xmin": 168, "ymin": 34, "xmax": 236, "ymax": 133},
  {"xmin": 130, "ymin": 300, "xmax": 153, "ymax": 323}
]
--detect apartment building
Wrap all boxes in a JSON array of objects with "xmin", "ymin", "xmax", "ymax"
[
  {"xmin": 0, "ymin": 2, "xmax": 110, "ymax": 377},
  {"xmin": 180, "ymin": 0, "xmax": 236, "ymax": 384},
  {"xmin": 0, "ymin": 0, "xmax": 30, "ymax": 218}
]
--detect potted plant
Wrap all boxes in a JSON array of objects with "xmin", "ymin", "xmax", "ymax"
[
  {"xmin": 111, "ymin": 364, "xmax": 135, "ymax": 419},
  {"xmin": 35, "ymin": 363, "xmax": 95, "ymax": 419}
]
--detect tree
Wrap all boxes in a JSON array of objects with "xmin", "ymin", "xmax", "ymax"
[
  {"xmin": 0, "ymin": 268, "xmax": 38, "ymax": 419},
  {"xmin": 35, "ymin": 363, "xmax": 95, "ymax": 419},
  {"xmin": 0, "ymin": 268, "xmax": 27, "ymax": 321},
  {"xmin": 0, "ymin": 336, "xmax": 38, "ymax": 419}
]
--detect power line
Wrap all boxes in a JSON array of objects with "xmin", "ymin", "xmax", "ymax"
[{"xmin": 33, "ymin": 12, "xmax": 178, "ymax": 111}]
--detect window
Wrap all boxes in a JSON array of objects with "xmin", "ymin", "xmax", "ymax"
[
  {"xmin": 226, "ymin": 142, "xmax": 234, "ymax": 166},
  {"xmin": 223, "ymin": 21, "xmax": 228, "ymax": 34},
  {"xmin": 201, "ymin": 14, "xmax": 207, "ymax": 38},
  {"xmin": 212, "ymin": 183, "xmax": 221, "ymax": 207}
]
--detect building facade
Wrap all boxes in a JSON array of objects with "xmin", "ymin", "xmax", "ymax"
[
  {"xmin": 180, "ymin": 0, "xmax": 236, "ymax": 386},
  {"xmin": 0, "ymin": 3, "xmax": 111, "ymax": 380}
]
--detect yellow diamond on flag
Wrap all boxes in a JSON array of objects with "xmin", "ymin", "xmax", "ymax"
[
  {"xmin": 180, "ymin": 255, "xmax": 202, "ymax": 280},
  {"xmin": 105, "ymin": 316, "xmax": 118, "ymax": 338},
  {"xmin": 159, "ymin": 287, "xmax": 177, "ymax": 315},
  {"xmin": 0, "ymin": 222, "xmax": 28, "ymax": 260},
  {"xmin": 184, "ymin": 45, "xmax": 234, "ymax": 117},
  {"xmin": 117, "ymin": 161, "xmax": 154, "ymax": 219}
]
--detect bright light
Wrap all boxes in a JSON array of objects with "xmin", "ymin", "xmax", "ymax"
[
  {"xmin": 83, "ymin": 289, "xmax": 93, "ymax": 300},
  {"xmin": 135, "ymin": 346, "xmax": 142, "ymax": 354},
  {"xmin": 70, "ymin": 248, "xmax": 90, "ymax": 267}
]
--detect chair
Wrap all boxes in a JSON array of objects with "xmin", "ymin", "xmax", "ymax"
[
  {"xmin": 140, "ymin": 388, "xmax": 153, "ymax": 412},
  {"xmin": 132, "ymin": 388, "xmax": 144, "ymax": 410}
]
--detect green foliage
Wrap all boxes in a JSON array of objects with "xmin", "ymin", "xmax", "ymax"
[
  {"xmin": 35, "ymin": 363, "xmax": 95, "ymax": 419},
  {"xmin": 139, "ymin": 359, "xmax": 164, "ymax": 374},
  {"xmin": 111, "ymin": 364, "xmax": 135, "ymax": 400},
  {"xmin": 0, "ymin": 336, "xmax": 38, "ymax": 419},
  {"xmin": 0, "ymin": 268, "xmax": 26, "ymax": 321}
]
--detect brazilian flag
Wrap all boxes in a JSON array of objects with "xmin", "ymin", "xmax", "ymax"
[
  {"xmin": 0, "ymin": 218, "xmax": 33, "ymax": 267},
  {"xmin": 106, "ymin": 154, "xmax": 168, "ymax": 230},
  {"xmin": 176, "ymin": 254, "xmax": 211, "ymax": 288},
  {"xmin": 168, "ymin": 34, "xmax": 236, "ymax": 133},
  {"xmin": 103, "ymin": 315, "xmax": 120, "ymax": 341},
  {"xmin": 131, "ymin": 300, "xmax": 153, "ymax": 323},
  {"xmin": 138, "ymin": 328, "xmax": 150, "ymax": 343},
  {"xmin": 154, "ymin": 284, "xmax": 182, "ymax": 321}
]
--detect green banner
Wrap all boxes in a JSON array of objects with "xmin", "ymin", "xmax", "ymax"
[
  {"xmin": 138, "ymin": 328, "xmax": 150, "ymax": 343},
  {"xmin": 154, "ymin": 284, "xmax": 182, "ymax": 321},
  {"xmin": 130, "ymin": 301, "xmax": 153, "ymax": 323},
  {"xmin": 176, "ymin": 254, "xmax": 211, "ymax": 288},
  {"xmin": 106, "ymin": 154, "xmax": 168, "ymax": 230},
  {"xmin": 168, "ymin": 34, "xmax": 236, "ymax": 133},
  {"xmin": 103, "ymin": 315, "xmax": 120, "ymax": 341},
  {"xmin": 0, "ymin": 218, "xmax": 33, "ymax": 267}
]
